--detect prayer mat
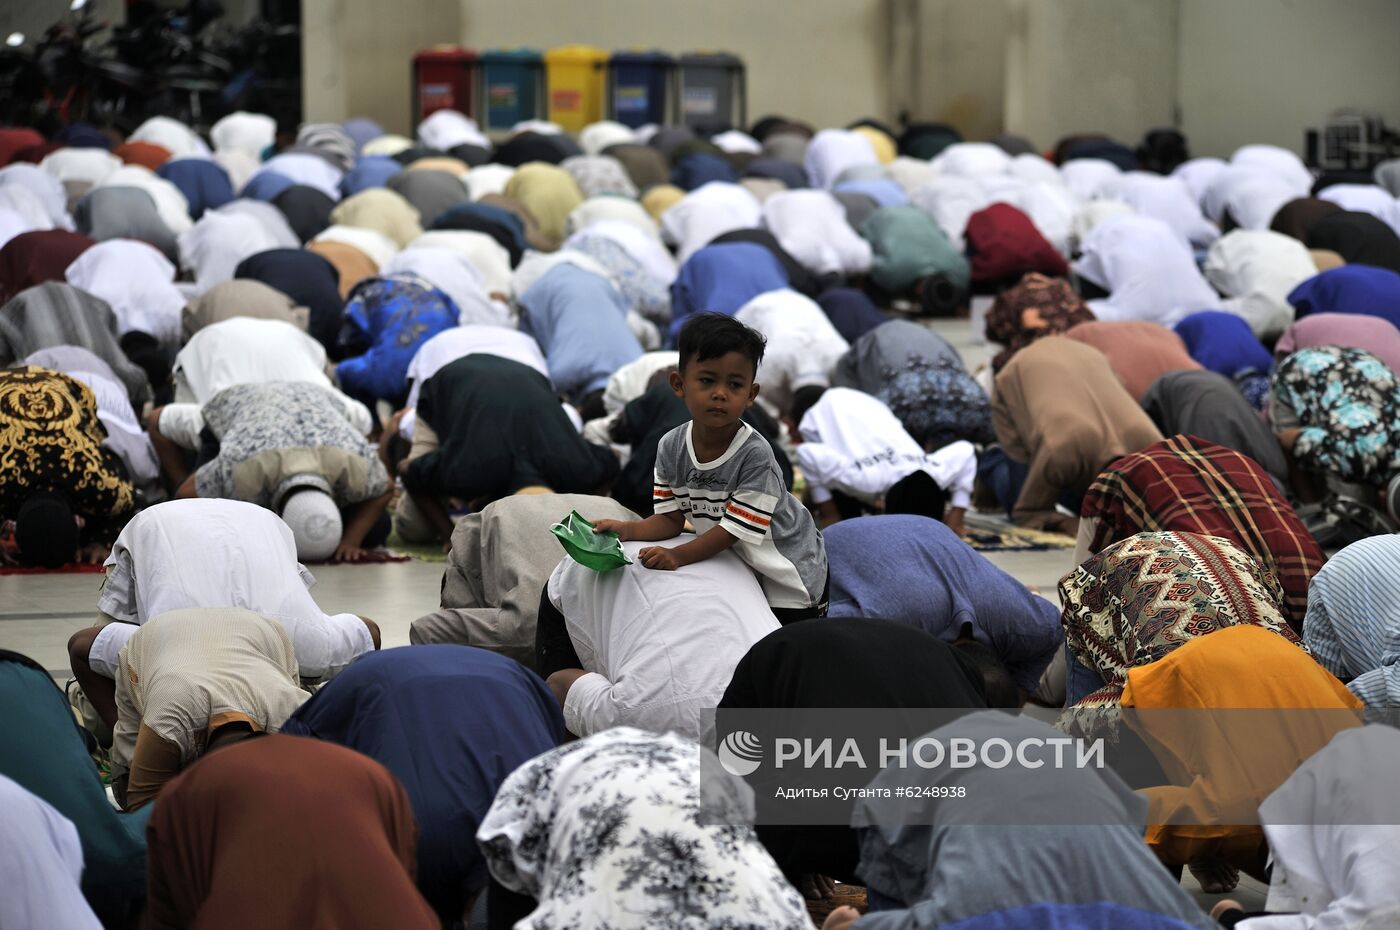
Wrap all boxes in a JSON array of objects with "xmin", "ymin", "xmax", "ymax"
[
  {"xmin": 384, "ymin": 531, "xmax": 449, "ymax": 563},
  {"xmin": 806, "ymin": 883, "xmax": 868, "ymax": 927},
  {"xmin": 962, "ymin": 515, "xmax": 1074, "ymax": 552}
]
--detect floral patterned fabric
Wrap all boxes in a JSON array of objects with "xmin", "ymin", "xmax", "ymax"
[
  {"xmin": 568, "ymin": 235, "xmax": 671, "ymax": 325},
  {"xmin": 1060, "ymin": 531, "xmax": 1302, "ymax": 711},
  {"xmin": 476, "ymin": 727, "xmax": 809, "ymax": 930},
  {"xmin": 984, "ymin": 272, "xmax": 1095, "ymax": 373},
  {"xmin": 1271, "ymin": 345, "xmax": 1400, "ymax": 489}
]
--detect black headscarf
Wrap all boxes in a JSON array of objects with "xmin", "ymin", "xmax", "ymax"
[
  {"xmin": 233, "ymin": 249, "xmax": 344, "ymax": 354},
  {"xmin": 1269, "ymin": 197, "xmax": 1344, "ymax": 242},
  {"xmin": 743, "ymin": 157, "xmax": 807, "ymax": 189},
  {"xmin": 447, "ymin": 143, "xmax": 492, "ymax": 167},
  {"xmin": 1305, "ymin": 211, "xmax": 1400, "ymax": 274},
  {"xmin": 430, "ymin": 203, "xmax": 526, "ymax": 266},
  {"xmin": 387, "ymin": 170, "xmax": 470, "ymax": 228},
  {"xmin": 899, "ymin": 122, "xmax": 962, "ymax": 159},
  {"xmin": 270, "ymin": 185, "xmax": 334, "ymax": 243},
  {"xmin": 494, "ymin": 132, "xmax": 568, "ymax": 167},
  {"xmin": 719, "ymin": 619, "xmax": 987, "ymax": 882},
  {"xmin": 601, "ymin": 143, "xmax": 670, "ymax": 193}
]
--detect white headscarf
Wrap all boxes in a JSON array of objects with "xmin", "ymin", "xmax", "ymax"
[
  {"xmin": 1059, "ymin": 158, "xmax": 1123, "ymax": 201},
  {"xmin": 762, "ymin": 189, "xmax": 872, "ymax": 276},
  {"xmin": 64, "ymin": 239, "xmax": 185, "ymax": 345},
  {"xmin": 565, "ymin": 219, "xmax": 676, "ymax": 286},
  {"xmin": 0, "ymin": 207, "xmax": 31, "ymax": 249},
  {"xmin": 933, "ymin": 141, "xmax": 1013, "ymax": 178},
  {"xmin": 1301, "ymin": 536, "xmax": 1400, "ymax": 716},
  {"xmin": 0, "ymin": 775, "xmax": 102, "ymax": 930},
  {"xmin": 0, "ymin": 163, "xmax": 72, "ymax": 228},
  {"xmin": 1008, "ymin": 153, "xmax": 1062, "ymax": 185},
  {"xmin": 384, "ymin": 246, "xmax": 512, "ymax": 326},
  {"xmin": 312, "ymin": 224, "xmax": 399, "ymax": 270},
  {"xmin": 39, "ymin": 148, "xmax": 122, "ymax": 186},
  {"xmin": 1073, "ymin": 214, "xmax": 1218, "ymax": 327},
  {"xmin": 210, "ymin": 111, "xmax": 277, "ymax": 157},
  {"xmin": 510, "ymin": 119, "xmax": 563, "ymax": 136},
  {"xmin": 711, "ymin": 129, "xmax": 762, "ymax": 154},
  {"xmin": 1317, "ymin": 184, "xmax": 1400, "ymax": 238},
  {"xmin": 566, "ymin": 195, "xmax": 657, "ymax": 239},
  {"xmin": 887, "ymin": 156, "xmax": 939, "ymax": 194},
  {"xmin": 1242, "ymin": 727, "xmax": 1400, "ymax": 929},
  {"xmin": 129, "ymin": 115, "xmax": 212, "ymax": 159},
  {"xmin": 1116, "ymin": 172, "xmax": 1220, "ymax": 248},
  {"xmin": 417, "ymin": 109, "xmax": 489, "ymax": 151},
  {"xmin": 95, "ymin": 165, "xmax": 192, "ymax": 234},
  {"xmin": 804, "ymin": 128, "xmax": 879, "ymax": 190},
  {"xmin": 214, "ymin": 199, "xmax": 300, "ymax": 250},
  {"xmin": 1204, "ymin": 229, "xmax": 1316, "ymax": 340},
  {"xmin": 910, "ymin": 175, "xmax": 991, "ymax": 249},
  {"xmin": 245, "ymin": 152, "xmax": 343, "ymax": 200},
  {"xmin": 407, "ymin": 230, "xmax": 511, "ymax": 295},
  {"xmin": 0, "ymin": 187, "xmax": 52, "ymax": 232},
  {"xmin": 178, "ymin": 209, "xmax": 283, "ymax": 293},
  {"xmin": 735, "ymin": 288, "xmax": 849, "ymax": 416},
  {"xmin": 464, "ymin": 163, "xmax": 516, "ymax": 201},
  {"xmin": 578, "ymin": 120, "xmax": 635, "ymax": 156},
  {"xmin": 510, "ymin": 249, "xmax": 614, "ymax": 302},
  {"xmin": 361, "ymin": 134, "xmax": 414, "ymax": 157},
  {"xmin": 659, "ymin": 180, "xmax": 761, "ymax": 263},
  {"xmin": 1230, "ymin": 144, "xmax": 1313, "ymax": 196},
  {"xmin": 1172, "ymin": 156, "xmax": 1229, "ymax": 204}
]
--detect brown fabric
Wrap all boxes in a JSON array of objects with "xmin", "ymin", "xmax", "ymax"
[
  {"xmin": 992, "ymin": 336, "xmax": 1163, "ymax": 529},
  {"xmin": 1064, "ymin": 320, "xmax": 1202, "ymax": 402},
  {"xmin": 124, "ymin": 723, "xmax": 184, "ymax": 811},
  {"xmin": 1310, "ymin": 248, "xmax": 1346, "ymax": 272},
  {"xmin": 1269, "ymin": 197, "xmax": 1343, "ymax": 242},
  {"xmin": 113, "ymin": 141, "xmax": 172, "ymax": 171},
  {"xmin": 306, "ymin": 241, "xmax": 379, "ymax": 299},
  {"xmin": 142, "ymin": 734, "xmax": 438, "ymax": 930},
  {"xmin": 0, "ymin": 230, "xmax": 96, "ymax": 304},
  {"xmin": 181, "ymin": 279, "xmax": 309, "ymax": 341},
  {"xmin": 478, "ymin": 193, "xmax": 551, "ymax": 252}
]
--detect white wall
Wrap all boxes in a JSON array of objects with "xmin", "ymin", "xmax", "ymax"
[
  {"xmin": 1177, "ymin": 0, "xmax": 1400, "ymax": 157},
  {"xmin": 1003, "ymin": 0, "xmax": 1178, "ymax": 150},
  {"xmin": 456, "ymin": 0, "xmax": 891, "ymax": 132}
]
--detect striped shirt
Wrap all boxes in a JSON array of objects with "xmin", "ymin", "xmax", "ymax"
[
  {"xmin": 1303, "ymin": 536, "xmax": 1400, "ymax": 716},
  {"xmin": 1081, "ymin": 434, "xmax": 1324, "ymax": 632},
  {"xmin": 653, "ymin": 421, "xmax": 826, "ymax": 610}
]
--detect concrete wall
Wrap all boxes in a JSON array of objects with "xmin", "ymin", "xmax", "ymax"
[
  {"xmin": 912, "ymin": 0, "xmax": 1010, "ymax": 141},
  {"xmin": 456, "ymin": 0, "xmax": 891, "ymax": 132},
  {"xmin": 1177, "ymin": 0, "xmax": 1400, "ymax": 157},
  {"xmin": 1003, "ymin": 0, "xmax": 1178, "ymax": 151},
  {"xmin": 302, "ymin": 0, "xmax": 461, "ymax": 135}
]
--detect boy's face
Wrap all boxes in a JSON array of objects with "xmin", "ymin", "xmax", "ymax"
[{"xmin": 671, "ymin": 350, "xmax": 760, "ymax": 428}]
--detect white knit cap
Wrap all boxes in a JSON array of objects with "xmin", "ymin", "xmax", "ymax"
[{"xmin": 279, "ymin": 488, "xmax": 342, "ymax": 562}]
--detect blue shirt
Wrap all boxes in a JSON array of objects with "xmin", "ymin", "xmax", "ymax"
[
  {"xmin": 826, "ymin": 515, "xmax": 1062, "ymax": 690},
  {"xmin": 668, "ymin": 242, "xmax": 790, "ymax": 342},
  {"xmin": 517, "ymin": 263, "xmax": 643, "ymax": 398}
]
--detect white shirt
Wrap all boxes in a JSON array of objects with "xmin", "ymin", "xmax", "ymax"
[
  {"xmin": 734, "ymin": 288, "xmax": 849, "ymax": 417},
  {"xmin": 604, "ymin": 350, "xmax": 680, "ymax": 415},
  {"xmin": 70, "ymin": 368, "xmax": 160, "ymax": 486},
  {"xmin": 1116, "ymin": 172, "xmax": 1220, "ymax": 248},
  {"xmin": 99, "ymin": 499, "xmax": 373, "ymax": 679},
  {"xmin": 1073, "ymin": 214, "xmax": 1218, "ymax": 327},
  {"xmin": 660, "ymin": 181, "xmax": 762, "ymax": 263},
  {"xmin": 400, "ymin": 325, "xmax": 549, "ymax": 437},
  {"xmin": 796, "ymin": 387, "xmax": 976, "ymax": 509},
  {"xmin": 384, "ymin": 247, "xmax": 512, "ymax": 326},
  {"xmin": 177, "ymin": 209, "xmax": 284, "ymax": 293},
  {"xmin": 40, "ymin": 147, "xmax": 122, "ymax": 186},
  {"xmin": 0, "ymin": 776, "xmax": 101, "ymax": 930},
  {"xmin": 65, "ymin": 239, "xmax": 185, "ymax": 346},
  {"xmin": 804, "ymin": 128, "xmax": 879, "ymax": 189},
  {"xmin": 172, "ymin": 317, "xmax": 370, "ymax": 434},
  {"xmin": 762, "ymin": 189, "xmax": 873, "ymax": 276},
  {"xmin": 550, "ymin": 539, "xmax": 779, "ymax": 741},
  {"xmin": 910, "ymin": 175, "xmax": 991, "ymax": 249},
  {"xmin": 1204, "ymin": 229, "xmax": 1317, "ymax": 339},
  {"xmin": 408, "ymin": 230, "xmax": 511, "ymax": 295}
]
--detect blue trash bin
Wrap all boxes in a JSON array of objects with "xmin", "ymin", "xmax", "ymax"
[
  {"xmin": 608, "ymin": 50, "xmax": 674, "ymax": 128},
  {"xmin": 481, "ymin": 48, "xmax": 544, "ymax": 131}
]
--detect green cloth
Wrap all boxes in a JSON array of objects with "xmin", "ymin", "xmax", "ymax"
[
  {"xmin": 0, "ymin": 653, "xmax": 149, "ymax": 924},
  {"xmin": 861, "ymin": 205, "xmax": 970, "ymax": 295}
]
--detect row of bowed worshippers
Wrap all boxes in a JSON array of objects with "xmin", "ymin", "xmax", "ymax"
[{"xmin": 0, "ymin": 107, "xmax": 1398, "ymax": 929}]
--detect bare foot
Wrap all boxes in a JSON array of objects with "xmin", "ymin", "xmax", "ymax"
[
  {"xmin": 1189, "ymin": 860, "xmax": 1240, "ymax": 894},
  {"xmin": 799, "ymin": 873, "xmax": 835, "ymax": 901},
  {"xmin": 822, "ymin": 905, "xmax": 860, "ymax": 930}
]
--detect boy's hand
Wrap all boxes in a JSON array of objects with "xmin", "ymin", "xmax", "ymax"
[
  {"xmin": 638, "ymin": 546, "xmax": 683, "ymax": 570},
  {"xmin": 591, "ymin": 518, "xmax": 632, "ymax": 541}
]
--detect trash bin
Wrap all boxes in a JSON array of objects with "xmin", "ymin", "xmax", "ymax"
[
  {"xmin": 481, "ymin": 48, "xmax": 544, "ymax": 131},
  {"xmin": 412, "ymin": 46, "xmax": 479, "ymax": 125},
  {"xmin": 607, "ymin": 50, "xmax": 674, "ymax": 128},
  {"xmin": 544, "ymin": 44, "xmax": 609, "ymax": 133},
  {"xmin": 676, "ymin": 52, "xmax": 745, "ymax": 131}
]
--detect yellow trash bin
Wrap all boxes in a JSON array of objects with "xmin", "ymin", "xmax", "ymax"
[{"xmin": 545, "ymin": 45, "xmax": 609, "ymax": 133}]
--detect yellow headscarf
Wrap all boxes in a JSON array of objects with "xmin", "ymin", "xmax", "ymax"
[
  {"xmin": 328, "ymin": 188, "xmax": 423, "ymax": 249},
  {"xmin": 853, "ymin": 126, "xmax": 897, "ymax": 165},
  {"xmin": 503, "ymin": 162, "xmax": 584, "ymax": 248},
  {"xmin": 641, "ymin": 184, "xmax": 685, "ymax": 222}
]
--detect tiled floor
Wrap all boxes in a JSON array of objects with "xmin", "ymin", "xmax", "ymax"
[{"xmin": 0, "ymin": 315, "xmax": 1263, "ymax": 911}]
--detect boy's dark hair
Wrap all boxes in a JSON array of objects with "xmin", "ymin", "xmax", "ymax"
[
  {"xmin": 884, "ymin": 471, "xmax": 949, "ymax": 521},
  {"xmin": 789, "ymin": 385, "xmax": 827, "ymax": 427},
  {"xmin": 677, "ymin": 313, "xmax": 766, "ymax": 376},
  {"xmin": 954, "ymin": 639, "xmax": 1020, "ymax": 709}
]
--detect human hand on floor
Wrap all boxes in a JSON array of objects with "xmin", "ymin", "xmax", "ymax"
[
  {"xmin": 822, "ymin": 906, "xmax": 860, "ymax": 930},
  {"xmin": 332, "ymin": 543, "xmax": 367, "ymax": 563},
  {"xmin": 799, "ymin": 873, "xmax": 836, "ymax": 900},
  {"xmin": 638, "ymin": 546, "xmax": 683, "ymax": 570},
  {"xmin": 591, "ymin": 518, "xmax": 632, "ymax": 541},
  {"xmin": 77, "ymin": 542, "xmax": 110, "ymax": 565}
]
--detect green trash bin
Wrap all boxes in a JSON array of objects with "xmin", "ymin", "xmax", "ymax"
[{"xmin": 481, "ymin": 48, "xmax": 544, "ymax": 131}]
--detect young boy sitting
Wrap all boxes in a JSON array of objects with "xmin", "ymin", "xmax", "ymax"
[{"xmin": 593, "ymin": 313, "xmax": 829, "ymax": 622}]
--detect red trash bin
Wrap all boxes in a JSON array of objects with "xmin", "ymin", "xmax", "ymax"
[{"xmin": 412, "ymin": 46, "xmax": 480, "ymax": 125}]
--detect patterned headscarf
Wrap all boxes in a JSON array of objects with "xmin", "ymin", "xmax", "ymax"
[
  {"xmin": 880, "ymin": 355, "xmax": 994, "ymax": 449},
  {"xmin": 984, "ymin": 272, "xmax": 1094, "ymax": 372},
  {"xmin": 294, "ymin": 123, "xmax": 358, "ymax": 172},
  {"xmin": 1060, "ymin": 531, "xmax": 1301, "ymax": 713}
]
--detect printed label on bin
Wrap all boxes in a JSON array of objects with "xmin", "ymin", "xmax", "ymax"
[
  {"xmin": 615, "ymin": 86, "xmax": 648, "ymax": 112},
  {"xmin": 551, "ymin": 89, "xmax": 581, "ymax": 111},
  {"xmin": 683, "ymin": 87, "xmax": 717, "ymax": 115},
  {"xmin": 420, "ymin": 83, "xmax": 453, "ymax": 109},
  {"xmin": 488, "ymin": 85, "xmax": 518, "ymax": 108}
]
